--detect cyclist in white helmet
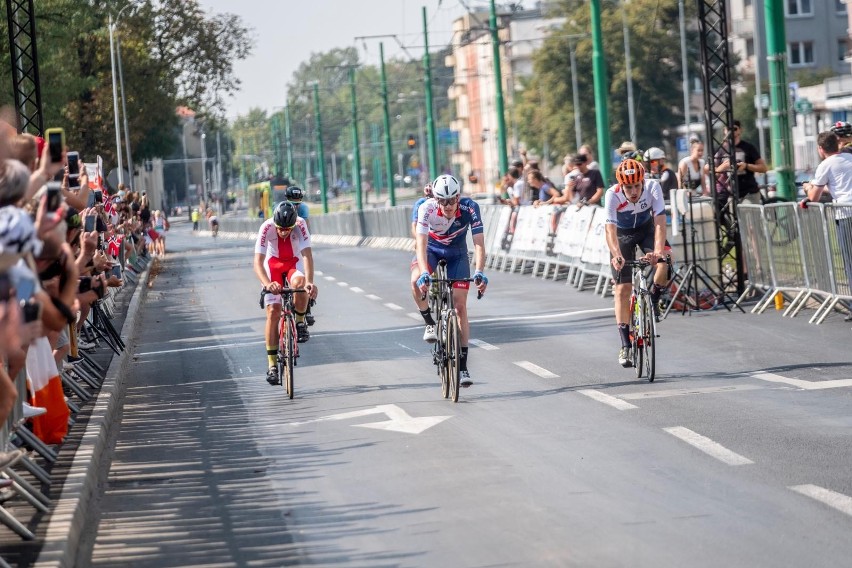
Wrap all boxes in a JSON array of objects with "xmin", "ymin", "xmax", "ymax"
[{"xmin": 412, "ymin": 174, "xmax": 488, "ymax": 387}]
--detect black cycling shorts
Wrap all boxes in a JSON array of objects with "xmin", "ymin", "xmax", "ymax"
[{"xmin": 611, "ymin": 221, "xmax": 669, "ymax": 284}]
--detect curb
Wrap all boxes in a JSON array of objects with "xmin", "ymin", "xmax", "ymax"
[{"xmin": 34, "ymin": 264, "xmax": 152, "ymax": 568}]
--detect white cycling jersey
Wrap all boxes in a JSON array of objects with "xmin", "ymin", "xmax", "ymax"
[{"xmin": 604, "ymin": 178, "xmax": 666, "ymax": 229}]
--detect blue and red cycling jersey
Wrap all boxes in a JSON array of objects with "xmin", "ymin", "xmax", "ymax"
[{"xmin": 415, "ymin": 197, "xmax": 483, "ymax": 252}]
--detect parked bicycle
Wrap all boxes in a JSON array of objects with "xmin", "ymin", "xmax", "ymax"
[
  {"xmin": 263, "ymin": 285, "xmax": 306, "ymax": 399},
  {"xmin": 424, "ymin": 260, "xmax": 482, "ymax": 402}
]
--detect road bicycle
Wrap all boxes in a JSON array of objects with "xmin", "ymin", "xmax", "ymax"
[
  {"xmin": 623, "ymin": 259, "xmax": 661, "ymax": 382},
  {"xmin": 264, "ymin": 285, "xmax": 305, "ymax": 399},
  {"xmin": 425, "ymin": 260, "xmax": 481, "ymax": 403}
]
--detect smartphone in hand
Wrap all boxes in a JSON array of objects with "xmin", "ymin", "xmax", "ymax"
[
  {"xmin": 67, "ymin": 151, "xmax": 80, "ymax": 189},
  {"xmin": 21, "ymin": 300, "xmax": 42, "ymax": 323},
  {"xmin": 110, "ymin": 265, "xmax": 122, "ymax": 280},
  {"xmin": 84, "ymin": 215, "xmax": 96, "ymax": 232},
  {"xmin": 45, "ymin": 128, "xmax": 65, "ymax": 164},
  {"xmin": 46, "ymin": 181, "xmax": 62, "ymax": 212}
]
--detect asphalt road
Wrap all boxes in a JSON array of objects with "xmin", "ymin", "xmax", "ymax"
[{"xmin": 84, "ymin": 221, "xmax": 852, "ymax": 567}]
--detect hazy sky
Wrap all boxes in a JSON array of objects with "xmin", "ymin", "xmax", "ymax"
[{"xmin": 197, "ymin": 0, "xmax": 476, "ymax": 118}]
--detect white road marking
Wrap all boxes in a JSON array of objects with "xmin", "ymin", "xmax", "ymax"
[
  {"xmin": 789, "ymin": 484, "xmax": 852, "ymax": 517},
  {"xmin": 350, "ymin": 287, "xmax": 364, "ymax": 293},
  {"xmin": 663, "ymin": 426, "xmax": 754, "ymax": 466},
  {"xmin": 472, "ymin": 307, "xmax": 613, "ymax": 325},
  {"xmin": 513, "ymin": 361, "xmax": 559, "ymax": 379},
  {"xmin": 323, "ymin": 275, "xmax": 336, "ymax": 281},
  {"xmin": 407, "ymin": 312, "xmax": 423, "ymax": 321},
  {"xmin": 620, "ymin": 384, "xmax": 764, "ymax": 400},
  {"xmin": 138, "ymin": 341, "xmax": 262, "ymax": 356},
  {"xmin": 365, "ymin": 294, "xmax": 382, "ymax": 301},
  {"xmin": 752, "ymin": 371, "xmax": 852, "ymax": 390},
  {"xmin": 337, "ymin": 281, "xmax": 349, "ymax": 287},
  {"xmin": 577, "ymin": 389, "xmax": 638, "ymax": 410},
  {"xmin": 469, "ymin": 339, "xmax": 499, "ymax": 351},
  {"xmin": 315, "ymin": 270, "xmax": 323, "ymax": 276},
  {"xmin": 384, "ymin": 303, "xmax": 404, "ymax": 311},
  {"xmin": 288, "ymin": 404, "xmax": 450, "ymax": 435},
  {"xmin": 395, "ymin": 342, "xmax": 419, "ymax": 354}
]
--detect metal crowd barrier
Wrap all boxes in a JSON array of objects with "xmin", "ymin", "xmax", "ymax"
[{"xmin": 218, "ymin": 198, "xmax": 852, "ymax": 324}]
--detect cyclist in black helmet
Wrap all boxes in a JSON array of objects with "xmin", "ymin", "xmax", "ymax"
[
  {"xmin": 285, "ymin": 185, "xmax": 310, "ymax": 229},
  {"xmin": 254, "ymin": 201, "xmax": 318, "ymax": 385}
]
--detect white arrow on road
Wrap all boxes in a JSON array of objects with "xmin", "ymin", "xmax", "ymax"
[{"xmin": 288, "ymin": 404, "xmax": 451, "ymax": 434}]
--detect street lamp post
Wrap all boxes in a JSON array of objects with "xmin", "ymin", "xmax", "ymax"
[
  {"xmin": 200, "ymin": 131, "xmax": 208, "ymax": 208},
  {"xmin": 116, "ymin": 34, "xmax": 133, "ymax": 185},
  {"xmin": 108, "ymin": 1, "xmax": 139, "ymax": 187}
]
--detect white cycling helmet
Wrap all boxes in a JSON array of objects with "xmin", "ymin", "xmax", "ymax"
[
  {"xmin": 644, "ymin": 147, "xmax": 666, "ymax": 161},
  {"xmin": 432, "ymin": 175, "xmax": 461, "ymax": 200}
]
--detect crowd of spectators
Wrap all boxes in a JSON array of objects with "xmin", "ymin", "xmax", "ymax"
[{"xmin": 0, "ymin": 112, "xmax": 158, "ymax": 463}]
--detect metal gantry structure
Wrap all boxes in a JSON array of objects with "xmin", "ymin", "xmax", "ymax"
[
  {"xmin": 5, "ymin": 0, "xmax": 43, "ymax": 135},
  {"xmin": 696, "ymin": 0, "xmax": 742, "ymax": 299}
]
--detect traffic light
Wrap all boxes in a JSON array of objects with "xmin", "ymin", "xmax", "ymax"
[{"xmin": 407, "ymin": 135, "xmax": 416, "ymax": 150}]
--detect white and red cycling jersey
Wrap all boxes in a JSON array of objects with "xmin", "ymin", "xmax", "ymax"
[{"xmin": 254, "ymin": 217, "xmax": 311, "ymax": 285}]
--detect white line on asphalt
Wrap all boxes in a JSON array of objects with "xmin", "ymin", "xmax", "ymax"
[
  {"xmin": 751, "ymin": 371, "xmax": 852, "ymax": 390},
  {"xmin": 350, "ymin": 287, "xmax": 364, "ymax": 293},
  {"xmin": 789, "ymin": 484, "xmax": 852, "ymax": 517},
  {"xmin": 337, "ymin": 281, "xmax": 349, "ymax": 287},
  {"xmin": 577, "ymin": 389, "xmax": 638, "ymax": 410},
  {"xmin": 469, "ymin": 339, "xmax": 499, "ymax": 351},
  {"xmin": 407, "ymin": 312, "xmax": 423, "ymax": 321},
  {"xmin": 472, "ymin": 307, "xmax": 613, "ymax": 325},
  {"xmin": 620, "ymin": 384, "xmax": 765, "ymax": 400},
  {"xmin": 138, "ymin": 341, "xmax": 262, "ymax": 356},
  {"xmin": 663, "ymin": 426, "xmax": 754, "ymax": 466},
  {"xmin": 366, "ymin": 294, "xmax": 382, "ymax": 301},
  {"xmin": 323, "ymin": 275, "xmax": 336, "ymax": 281},
  {"xmin": 315, "ymin": 270, "xmax": 323, "ymax": 276},
  {"xmin": 396, "ymin": 342, "xmax": 419, "ymax": 354},
  {"xmin": 513, "ymin": 361, "xmax": 559, "ymax": 378},
  {"xmin": 384, "ymin": 303, "xmax": 404, "ymax": 311}
]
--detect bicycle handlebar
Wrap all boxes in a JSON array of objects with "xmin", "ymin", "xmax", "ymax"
[{"xmin": 263, "ymin": 287, "xmax": 306, "ymax": 295}]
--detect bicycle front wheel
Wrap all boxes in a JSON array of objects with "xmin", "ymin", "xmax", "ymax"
[
  {"xmin": 283, "ymin": 316, "xmax": 295, "ymax": 398},
  {"xmin": 642, "ymin": 295, "xmax": 656, "ymax": 382},
  {"xmin": 446, "ymin": 311, "xmax": 461, "ymax": 403},
  {"xmin": 632, "ymin": 299, "xmax": 643, "ymax": 378}
]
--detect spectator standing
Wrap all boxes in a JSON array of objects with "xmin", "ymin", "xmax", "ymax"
[
  {"xmin": 579, "ymin": 144, "xmax": 600, "ymax": 170},
  {"xmin": 805, "ymin": 131, "xmax": 852, "ymax": 297},
  {"xmin": 677, "ymin": 139, "xmax": 707, "ymax": 194},
  {"xmin": 191, "ymin": 208, "xmax": 200, "ymax": 231},
  {"xmin": 709, "ymin": 120, "xmax": 768, "ymax": 205},
  {"xmin": 644, "ymin": 147, "xmax": 679, "ymax": 195},
  {"xmin": 567, "ymin": 153, "xmax": 604, "ymax": 208}
]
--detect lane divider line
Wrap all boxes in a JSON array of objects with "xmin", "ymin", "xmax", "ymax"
[
  {"xmin": 323, "ymin": 275, "xmax": 336, "ymax": 281},
  {"xmin": 752, "ymin": 371, "xmax": 852, "ymax": 390},
  {"xmin": 350, "ymin": 287, "xmax": 364, "ymax": 293},
  {"xmin": 663, "ymin": 426, "xmax": 754, "ymax": 466},
  {"xmin": 366, "ymin": 294, "xmax": 382, "ymax": 301},
  {"xmin": 469, "ymin": 339, "xmax": 499, "ymax": 351},
  {"xmin": 513, "ymin": 361, "xmax": 559, "ymax": 379},
  {"xmin": 789, "ymin": 484, "xmax": 852, "ymax": 518},
  {"xmin": 384, "ymin": 303, "xmax": 404, "ymax": 311},
  {"xmin": 577, "ymin": 389, "xmax": 638, "ymax": 410},
  {"xmin": 407, "ymin": 312, "xmax": 423, "ymax": 321},
  {"xmin": 337, "ymin": 281, "xmax": 349, "ymax": 287}
]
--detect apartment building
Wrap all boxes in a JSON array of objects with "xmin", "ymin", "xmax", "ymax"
[{"xmin": 446, "ymin": 4, "xmax": 561, "ymax": 192}]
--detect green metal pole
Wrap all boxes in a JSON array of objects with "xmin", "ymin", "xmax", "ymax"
[
  {"xmin": 284, "ymin": 103, "xmax": 295, "ymax": 179},
  {"xmin": 349, "ymin": 66, "xmax": 363, "ymax": 210},
  {"xmin": 765, "ymin": 0, "xmax": 795, "ymax": 202},
  {"xmin": 371, "ymin": 124, "xmax": 381, "ymax": 202},
  {"xmin": 489, "ymin": 0, "xmax": 508, "ymax": 176},
  {"xmin": 380, "ymin": 43, "xmax": 397, "ymax": 206},
  {"xmin": 312, "ymin": 83, "xmax": 329, "ymax": 214},
  {"xmin": 590, "ymin": 0, "xmax": 612, "ymax": 184},
  {"xmin": 271, "ymin": 115, "xmax": 281, "ymax": 176},
  {"xmin": 422, "ymin": 6, "xmax": 438, "ymax": 180}
]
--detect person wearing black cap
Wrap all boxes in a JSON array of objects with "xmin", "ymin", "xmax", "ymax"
[{"xmin": 565, "ymin": 153, "xmax": 604, "ymax": 208}]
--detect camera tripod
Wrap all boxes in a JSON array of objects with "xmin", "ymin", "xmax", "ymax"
[{"xmin": 663, "ymin": 190, "xmax": 743, "ymax": 317}]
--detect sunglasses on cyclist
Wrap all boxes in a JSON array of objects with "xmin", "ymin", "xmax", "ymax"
[
  {"xmin": 437, "ymin": 196, "xmax": 459, "ymax": 206},
  {"xmin": 275, "ymin": 224, "xmax": 295, "ymax": 234}
]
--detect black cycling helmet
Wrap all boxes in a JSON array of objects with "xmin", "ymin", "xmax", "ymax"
[
  {"xmin": 831, "ymin": 121, "xmax": 852, "ymax": 138},
  {"xmin": 273, "ymin": 201, "xmax": 298, "ymax": 229},
  {"xmin": 285, "ymin": 186, "xmax": 304, "ymax": 202}
]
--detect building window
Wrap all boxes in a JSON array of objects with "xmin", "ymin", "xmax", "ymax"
[
  {"xmin": 836, "ymin": 0, "xmax": 846, "ymax": 15},
  {"xmin": 786, "ymin": 0, "xmax": 812, "ymax": 16},
  {"xmin": 840, "ymin": 39, "xmax": 849, "ymax": 62},
  {"xmin": 789, "ymin": 41, "xmax": 814, "ymax": 66}
]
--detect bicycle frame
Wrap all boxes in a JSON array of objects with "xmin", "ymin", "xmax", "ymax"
[{"xmin": 624, "ymin": 259, "xmax": 657, "ymax": 382}]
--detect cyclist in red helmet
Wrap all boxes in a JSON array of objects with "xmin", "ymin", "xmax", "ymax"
[{"xmin": 605, "ymin": 158, "xmax": 672, "ymax": 367}]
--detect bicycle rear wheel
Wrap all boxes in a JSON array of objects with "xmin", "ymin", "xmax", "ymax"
[
  {"xmin": 642, "ymin": 295, "xmax": 656, "ymax": 382},
  {"xmin": 446, "ymin": 311, "xmax": 461, "ymax": 403},
  {"xmin": 281, "ymin": 316, "xmax": 295, "ymax": 398}
]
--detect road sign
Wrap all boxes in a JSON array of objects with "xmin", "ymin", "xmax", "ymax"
[
  {"xmin": 794, "ymin": 98, "xmax": 813, "ymax": 114},
  {"xmin": 754, "ymin": 94, "xmax": 769, "ymax": 109}
]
